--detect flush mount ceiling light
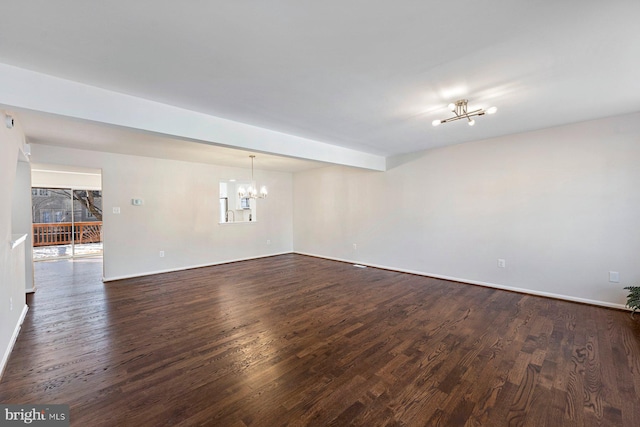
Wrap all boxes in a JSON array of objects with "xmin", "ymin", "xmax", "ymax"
[
  {"xmin": 432, "ymin": 99, "xmax": 497, "ymax": 127},
  {"xmin": 238, "ymin": 155, "xmax": 268, "ymax": 199}
]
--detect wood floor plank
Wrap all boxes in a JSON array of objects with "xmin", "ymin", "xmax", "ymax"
[{"xmin": 1, "ymin": 254, "xmax": 639, "ymax": 426}]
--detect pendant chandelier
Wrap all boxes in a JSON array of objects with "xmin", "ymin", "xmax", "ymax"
[
  {"xmin": 432, "ymin": 99, "xmax": 497, "ymax": 127},
  {"xmin": 238, "ymin": 155, "xmax": 268, "ymax": 199}
]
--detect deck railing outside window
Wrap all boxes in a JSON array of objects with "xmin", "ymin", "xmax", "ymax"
[{"xmin": 32, "ymin": 222, "xmax": 103, "ymax": 247}]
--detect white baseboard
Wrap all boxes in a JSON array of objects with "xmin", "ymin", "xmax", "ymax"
[
  {"xmin": 0, "ymin": 304, "xmax": 29, "ymax": 381},
  {"xmin": 103, "ymin": 251, "xmax": 293, "ymax": 282},
  {"xmin": 294, "ymin": 251, "xmax": 629, "ymax": 311}
]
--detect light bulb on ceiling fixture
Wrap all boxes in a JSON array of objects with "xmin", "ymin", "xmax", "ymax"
[
  {"xmin": 448, "ymin": 103, "xmax": 456, "ymax": 111},
  {"xmin": 486, "ymin": 106, "xmax": 498, "ymax": 114},
  {"xmin": 432, "ymin": 119, "xmax": 442, "ymax": 127},
  {"xmin": 468, "ymin": 119, "xmax": 475, "ymax": 126}
]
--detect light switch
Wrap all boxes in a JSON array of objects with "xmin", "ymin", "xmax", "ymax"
[
  {"xmin": 131, "ymin": 199, "xmax": 144, "ymax": 206},
  {"xmin": 609, "ymin": 271, "xmax": 620, "ymax": 283}
]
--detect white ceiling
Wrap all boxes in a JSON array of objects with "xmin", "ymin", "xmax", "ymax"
[{"xmin": 0, "ymin": 1, "xmax": 639, "ymax": 169}]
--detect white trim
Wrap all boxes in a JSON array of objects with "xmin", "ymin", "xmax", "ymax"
[
  {"xmin": 102, "ymin": 251, "xmax": 292, "ymax": 282},
  {"xmin": 18, "ymin": 144, "xmax": 30, "ymax": 162},
  {"xmin": 294, "ymin": 251, "xmax": 630, "ymax": 311},
  {"xmin": 0, "ymin": 304, "xmax": 29, "ymax": 381},
  {"xmin": 10, "ymin": 233, "xmax": 27, "ymax": 249},
  {"xmin": 31, "ymin": 169, "xmax": 101, "ymax": 176},
  {"xmin": 218, "ymin": 221, "xmax": 258, "ymax": 225}
]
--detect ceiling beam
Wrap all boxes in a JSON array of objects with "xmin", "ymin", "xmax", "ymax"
[{"xmin": 0, "ymin": 63, "xmax": 386, "ymax": 171}]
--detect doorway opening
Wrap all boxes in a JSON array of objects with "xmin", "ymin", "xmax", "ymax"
[
  {"xmin": 30, "ymin": 165, "xmax": 103, "ymax": 261},
  {"xmin": 31, "ymin": 188, "xmax": 103, "ymax": 260}
]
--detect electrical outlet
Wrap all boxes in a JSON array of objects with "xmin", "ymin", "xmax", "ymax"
[
  {"xmin": 9, "ymin": 297, "xmax": 13, "ymax": 311},
  {"xmin": 353, "ymin": 243, "xmax": 357, "ymax": 251},
  {"xmin": 112, "ymin": 207, "xmax": 121, "ymax": 214},
  {"xmin": 159, "ymin": 251, "xmax": 165, "ymax": 258},
  {"xmin": 497, "ymin": 259, "xmax": 506, "ymax": 268},
  {"xmin": 267, "ymin": 239, "xmax": 271, "ymax": 245},
  {"xmin": 609, "ymin": 271, "xmax": 620, "ymax": 283}
]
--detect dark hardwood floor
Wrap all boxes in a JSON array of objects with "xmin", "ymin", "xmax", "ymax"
[{"xmin": 1, "ymin": 254, "xmax": 639, "ymax": 426}]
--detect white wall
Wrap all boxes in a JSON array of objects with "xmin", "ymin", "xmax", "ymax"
[
  {"xmin": 293, "ymin": 112, "xmax": 640, "ymax": 308},
  {"xmin": 0, "ymin": 112, "xmax": 29, "ymax": 378},
  {"xmin": 31, "ymin": 166, "xmax": 101, "ymax": 190},
  {"xmin": 11, "ymin": 161, "xmax": 34, "ymax": 292},
  {"xmin": 29, "ymin": 145, "xmax": 293, "ymax": 280}
]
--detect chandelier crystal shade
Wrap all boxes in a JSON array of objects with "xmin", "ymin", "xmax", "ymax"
[
  {"xmin": 238, "ymin": 155, "xmax": 268, "ymax": 199},
  {"xmin": 432, "ymin": 99, "xmax": 497, "ymax": 127}
]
